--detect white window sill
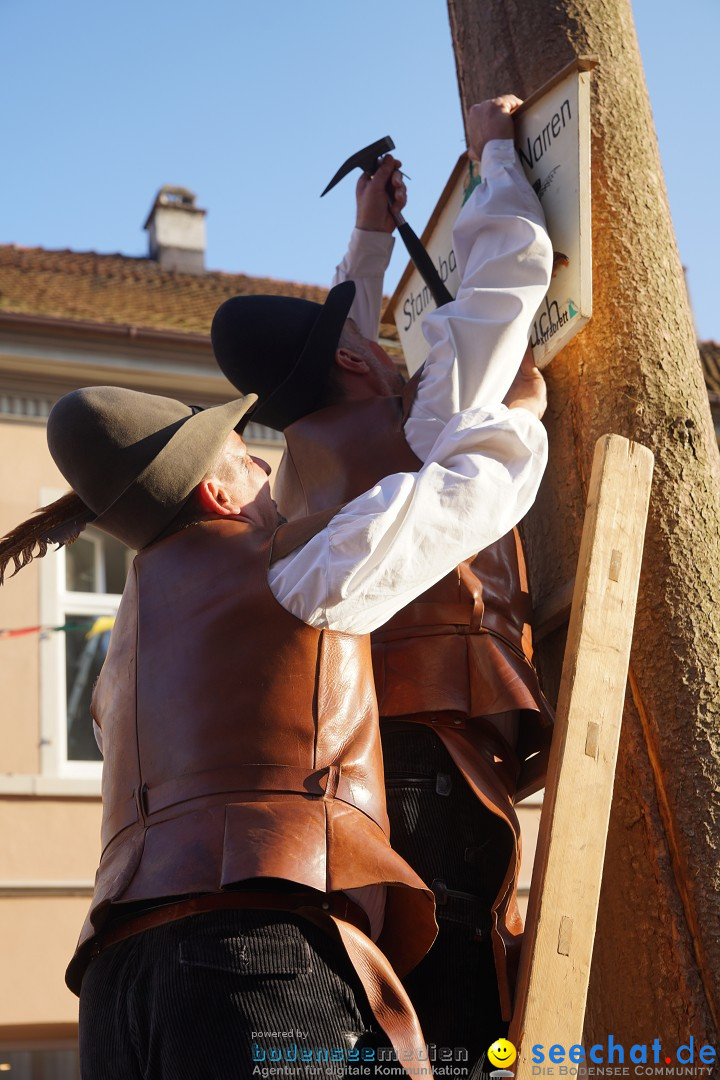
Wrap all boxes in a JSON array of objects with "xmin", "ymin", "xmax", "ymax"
[
  {"xmin": 0, "ymin": 881, "xmax": 94, "ymax": 896},
  {"xmin": 0, "ymin": 774, "xmax": 101, "ymax": 797}
]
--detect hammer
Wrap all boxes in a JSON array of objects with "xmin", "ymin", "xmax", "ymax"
[{"xmin": 321, "ymin": 136, "xmax": 453, "ymax": 309}]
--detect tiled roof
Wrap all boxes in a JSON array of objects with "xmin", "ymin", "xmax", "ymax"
[
  {"xmin": 24, "ymin": 250, "xmax": 720, "ymax": 383},
  {"xmin": 0, "ymin": 245, "xmax": 331, "ymax": 336},
  {"xmin": 700, "ymin": 341, "xmax": 720, "ymax": 396}
]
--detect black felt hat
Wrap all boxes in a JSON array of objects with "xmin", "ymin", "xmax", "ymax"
[{"xmin": 211, "ymin": 280, "xmax": 356, "ymax": 431}]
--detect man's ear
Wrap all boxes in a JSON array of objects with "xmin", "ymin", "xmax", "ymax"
[
  {"xmin": 334, "ymin": 345, "xmax": 371, "ymax": 375},
  {"xmin": 195, "ymin": 478, "xmax": 241, "ymax": 517}
]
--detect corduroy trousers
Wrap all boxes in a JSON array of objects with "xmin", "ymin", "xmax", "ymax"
[
  {"xmin": 79, "ymin": 909, "xmax": 398, "ymax": 1080},
  {"xmin": 382, "ymin": 722, "xmax": 511, "ymax": 1070}
]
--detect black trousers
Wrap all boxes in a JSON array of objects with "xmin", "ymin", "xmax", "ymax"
[
  {"xmin": 79, "ymin": 910, "xmax": 401, "ymax": 1080},
  {"xmin": 382, "ymin": 722, "xmax": 513, "ymax": 1071}
]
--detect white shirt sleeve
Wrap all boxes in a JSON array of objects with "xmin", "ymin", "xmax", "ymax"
[
  {"xmin": 269, "ymin": 404, "xmax": 547, "ymax": 635},
  {"xmin": 332, "ymin": 228, "xmax": 394, "ymax": 340},
  {"xmin": 405, "ymin": 139, "xmax": 552, "ymax": 461},
  {"xmin": 268, "ymin": 139, "xmax": 552, "ymax": 635}
]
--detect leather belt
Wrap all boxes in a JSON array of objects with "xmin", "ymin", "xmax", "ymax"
[
  {"xmin": 102, "ymin": 762, "xmax": 389, "ymax": 852},
  {"xmin": 91, "ymin": 890, "xmax": 370, "ymax": 957}
]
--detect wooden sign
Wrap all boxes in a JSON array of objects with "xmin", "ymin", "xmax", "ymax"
[{"xmin": 384, "ymin": 57, "xmax": 595, "ymax": 373}]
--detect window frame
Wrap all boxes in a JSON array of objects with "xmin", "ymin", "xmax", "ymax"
[{"xmin": 38, "ymin": 487, "xmax": 127, "ymax": 782}]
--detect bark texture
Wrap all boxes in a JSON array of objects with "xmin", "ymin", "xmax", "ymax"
[{"xmin": 447, "ymin": 0, "xmax": 720, "ymax": 1049}]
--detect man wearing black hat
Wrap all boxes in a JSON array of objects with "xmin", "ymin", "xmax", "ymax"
[{"xmin": 211, "ymin": 96, "xmax": 554, "ymax": 1061}]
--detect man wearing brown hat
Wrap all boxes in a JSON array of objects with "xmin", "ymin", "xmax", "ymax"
[
  {"xmin": 0, "ymin": 207, "xmax": 549, "ymax": 1080},
  {"xmin": 211, "ymin": 96, "xmax": 554, "ymax": 1061}
]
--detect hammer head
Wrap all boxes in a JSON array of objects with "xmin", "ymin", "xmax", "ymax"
[{"xmin": 321, "ymin": 136, "xmax": 395, "ymax": 197}]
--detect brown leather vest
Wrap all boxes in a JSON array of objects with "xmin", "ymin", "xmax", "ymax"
[
  {"xmin": 66, "ymin": 518, "xmax": 436, "ymax": 993},
  {"xmin": 273, "ymin": 389, "xmax": 554, "ymax": 765},
  {"xmin": 272, "ymin": 388, "xmax": 555, "ymax": 1017}
]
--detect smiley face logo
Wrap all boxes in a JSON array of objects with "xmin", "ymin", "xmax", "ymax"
[{"xmin": 487, "ymin": 1038, "xmax": 517, "ymax": 1069}]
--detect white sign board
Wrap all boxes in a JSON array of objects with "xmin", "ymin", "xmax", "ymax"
[{"xmin": 384, "ymin": 58, "xmax": 594, "ymax": 373}]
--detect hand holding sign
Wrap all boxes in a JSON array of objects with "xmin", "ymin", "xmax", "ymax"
[
  {"xmin": 504, "ymin": 343, "xmax": 548, "ymax": 419},
  {"xmin": 467, "ymin": 95, "xmax": 523, "ymax": 161}
]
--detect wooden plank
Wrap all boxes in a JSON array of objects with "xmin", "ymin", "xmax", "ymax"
[{"xmin": 509, "ymin": 434, "xmax": 654, "ymax": 1074}]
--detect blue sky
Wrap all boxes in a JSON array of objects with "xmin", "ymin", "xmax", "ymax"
[{"xmin": 2, "ymin": 0, "xmax": 718, "ymax": 340}]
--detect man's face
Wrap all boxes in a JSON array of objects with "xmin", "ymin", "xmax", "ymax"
[
  {"xmin": 342, "ymin": 319, "xmax": 405, "ymax": 396},
  {"xmin": 215, "ymin": 431, "xmax": 279, "ymax": 530}
]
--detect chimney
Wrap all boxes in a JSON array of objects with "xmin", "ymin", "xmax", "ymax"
[{"xmin": 144, "ymin": 185, "xmax": 206, "ymax": 274}]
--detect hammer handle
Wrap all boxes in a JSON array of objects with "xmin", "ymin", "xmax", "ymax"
[{"xmin": 393, "ymin": 217, "xmax": 454, "ymax": 309}]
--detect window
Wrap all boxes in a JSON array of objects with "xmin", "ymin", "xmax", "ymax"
[
  {"xmin": 39, "ymin": 491, "xmax": 132, "ymax": 779},
  {"xmin": 62, "ymin": 531, "xmax": 130, "ymax": 763},
  {"xmin": 0, "ymin": 1045, "xmax": 79, "ymax": 1080}
]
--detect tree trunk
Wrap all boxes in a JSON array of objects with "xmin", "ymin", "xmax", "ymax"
[{"xmin": 447, "ymin": 0, "xmax": 720, "ymax": 1049}]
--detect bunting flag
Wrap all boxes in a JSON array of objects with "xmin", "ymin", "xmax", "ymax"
[{"xmin": 0, "ymin": 616, "xmax": 115, "ymax": 640}]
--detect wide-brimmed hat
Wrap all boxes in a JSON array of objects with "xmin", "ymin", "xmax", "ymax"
[
  {"xmin": 46, "ymin": 386, "xmax": 257, "ymax": 549},
  {"xmin": 211, "ymin": 280, "xmax": 356, "ymax": 431}
]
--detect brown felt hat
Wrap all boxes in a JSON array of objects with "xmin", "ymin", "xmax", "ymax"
[{"xmin": 46, "ymin": 386, "xmax": 257, "ymax": 549}]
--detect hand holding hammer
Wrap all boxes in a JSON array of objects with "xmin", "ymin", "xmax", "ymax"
[
  {"xmin": 322, "ymin": 96, "xmax": 523, "ymax": 310},
  {"xmin": 354, "ymin": 153, "xmax": 407, "ymax": 234},
  {"xmin": 322, "ymin": 135, "xmax": 452, "ymax": 308}
]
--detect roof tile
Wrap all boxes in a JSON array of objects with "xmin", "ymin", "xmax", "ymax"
[
  {"xmin": 0, "ymin": 245, "xmax": 331, "ymax": 335},
  {"xmin": 6, "ymin": 246, "xmax": 712, "ymax": 388}
]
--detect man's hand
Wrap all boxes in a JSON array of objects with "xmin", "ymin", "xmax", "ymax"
[
  {"xmin": 467, "ymin": 95, "xmax": 522, "ymax": 162},
  {"xmin": 504, "ymin": 344, "xmax": 547, "ymax": 419},
  {"xmin": 355, "ymin": 154, "xmax": 407, "ymax": 233}
]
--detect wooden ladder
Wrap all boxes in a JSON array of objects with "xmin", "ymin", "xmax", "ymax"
[{"xmin": 508, "ymin": 433, "xmax": 654, "ymax": 1076}]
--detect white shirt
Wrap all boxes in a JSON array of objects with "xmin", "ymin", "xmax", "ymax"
[{"xmin": 269, "ymin": 140, "xmax": 553, "ymax": 636}]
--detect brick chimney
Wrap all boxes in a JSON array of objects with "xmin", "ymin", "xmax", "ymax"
[{"xmin": 144, "ymin": 185, "xmax": 206, "ymax": 274}]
